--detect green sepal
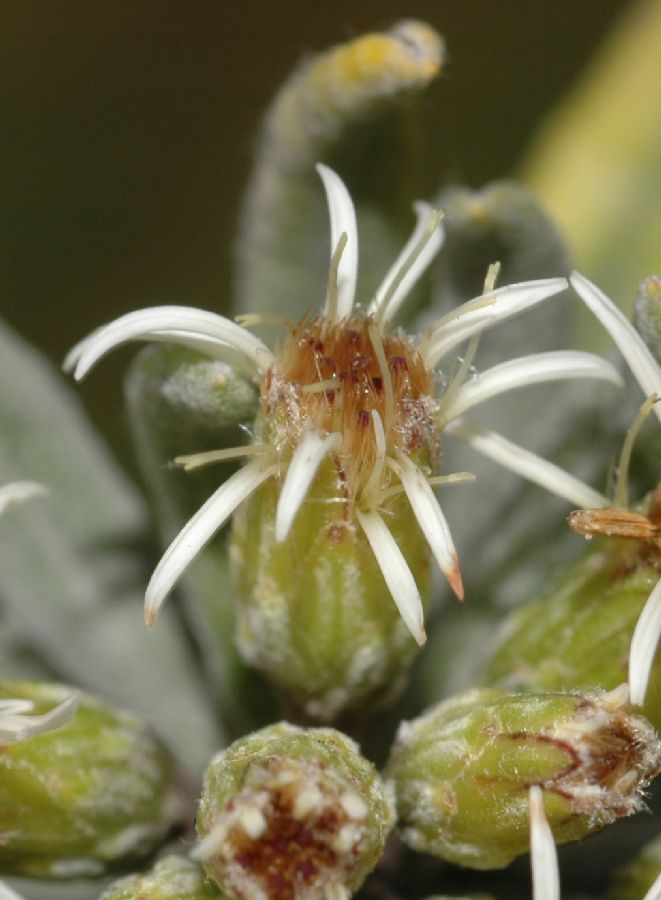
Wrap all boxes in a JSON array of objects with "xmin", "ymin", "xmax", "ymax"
[
  {"xmin": 231, "ymin": 455, "xmax": 429, "ymax": 722},
  {"xmin": 0, "ymin": 682, "xmax": 183, "ymax": 879}
]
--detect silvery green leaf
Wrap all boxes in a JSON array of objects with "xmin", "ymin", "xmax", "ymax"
[{"xmin": 0, "ymin": 319, "xmax": 222, "ymax": 770}]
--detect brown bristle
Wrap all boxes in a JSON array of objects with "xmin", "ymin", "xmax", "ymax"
[
  {"xmin": 208, "ymin": 758, "xmax": 366, "ymax": 900},
  {"xmin": 263, "ymin": 316, "xmax": 437, "ymax": 498}
]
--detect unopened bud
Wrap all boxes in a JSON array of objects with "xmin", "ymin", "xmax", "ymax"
[
  {"xmin": 100, "ymin": 855, "xmax": 223, "ymax": 899},
  {"xmin": 484, "ymin": 518, "xmax": 661, "ymax": 729},
  {"xmin": 386, "ymin": 686, "xmax": 661, "ymax": 870},
  {"xmin": 0, "ymin": 682, "xmax": 183, "ymax": 878},
  {"xmin": 195, "ymin": 723, "xmax": 395, "ymax": 898}
]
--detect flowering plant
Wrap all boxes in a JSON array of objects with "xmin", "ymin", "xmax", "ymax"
[{"xmin": 1, "ymin": 12, "xmax": 661, "ymax": 900}]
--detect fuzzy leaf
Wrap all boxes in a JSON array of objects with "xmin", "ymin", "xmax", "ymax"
[{"xmin": 0, "ymin": 319, "xmax": 222, "ymax": 770}]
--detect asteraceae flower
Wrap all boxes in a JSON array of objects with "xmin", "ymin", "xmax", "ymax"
[{"xmin": 67, "ymin": 166, "xmax": 622, "ymax": 646}]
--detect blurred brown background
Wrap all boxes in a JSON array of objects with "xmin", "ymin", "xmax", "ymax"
[{"xmin": 0, "ymin": 1, "xmax": 630, "ymax": 470}]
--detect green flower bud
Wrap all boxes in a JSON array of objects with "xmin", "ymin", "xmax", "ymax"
[
  {"xmin": 231, "ymin": 449, "xmax": 432, "ymax": 721},
  {"xmin": 483, "ymin": 505, "xmax": 661, "ymax": 729},
  {"xmin": 608, "ymin": 834, "xmax": 661, "ymax": 900},
  {"xmin": 100, "ymin": 856, "xmax": 223, "ymax": 900},
  {"xmin": 195, "ymin": 723, "xmax": 395, "ymax": 898},
  {"xmin": 0, "ymin": 682, "xmax": 183, "ymax": 878},
  {"xmin": 634, "ymin": 275, "xmax": 661, "ymax": 362},
  {"xmin": 433, "ymin": 181, "xmax": 569, "ymax": 310},
  {"xmin": 386, "ymin": 686, "xmax": 661, "ymax": 870}
]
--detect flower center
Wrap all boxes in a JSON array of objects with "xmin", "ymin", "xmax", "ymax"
[{"xmin": 262, "ymin": 315, "xmax": 438, "ymax": 495}]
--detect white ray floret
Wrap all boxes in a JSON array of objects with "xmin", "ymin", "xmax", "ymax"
[
  {"xmin": 0, "ymin": 693, "xmax": 78, "ymax": 743},
  {"xmin": 389, "ymin": 452, "xmax": 464, "ymax": 600},
  {"xmin": 420, "ymin": 277, "xmax": 569, "ymax": 368},
  {"xmin": 69, "ymin": 307, "xmax": 274, "ymax": 381},
  {"xmin": 369, "ymin": 201, "xmax": 444, "ymax": 325},
  {"xmin": 190, "ymin": 821, "xmax": 228, "ymax": 861},
  {"xmin": 571, "ymin": 271, "xmax": 661, "ymax": 425},
  {"xmin": 446, "ymin": 420, "xmax": 611, "ymax": 510},
  {"xmin": 440, "ymin": 350, "xmax": 623, "ymax": 423},
  {"xmin": 275, "ymin": 430, "xmax": 342, "ymax": 542},
  {"xmin": 0, "ymin": 481, "xmax": 48, "ymax": 517},
  {"xmin": 355, "ymin": 508, "xmax": 425, "ymax": 645},
  {"xmin": 144, "ymin": 458, "xmax": 277, "ymax": 627},
  {"xmin": 629, "ymin": 578, "xmax": 661, "ymax": 708},
  {"xmin": 529, "ymin": 785, "xmax": 560, "ymax": 900},
  {"xmin": 317, "ymin": 163, "xmax": 358, "ymax": 321}
]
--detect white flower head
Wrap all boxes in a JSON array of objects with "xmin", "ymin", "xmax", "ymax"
[
  {"xmin": 68, "ymin": 166, "xmax": 623, "ymax": 642},
  {"xmin": 0, "ymin": 692, "xmax": 78, "ymax": 744}
]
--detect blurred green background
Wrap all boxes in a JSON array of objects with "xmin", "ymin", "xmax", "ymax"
[{"xmin": 0, "ymin": 1, "xmax": 632, "ymax": 473}]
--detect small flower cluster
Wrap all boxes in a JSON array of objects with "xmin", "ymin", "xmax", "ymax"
[{"xmin": 68, "ymin": 166, "xmax": 625, "ymax": 647}]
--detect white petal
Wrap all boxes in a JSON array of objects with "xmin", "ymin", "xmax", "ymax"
[
  {"xmin": 317, "ymin": 164, "xmax": 358, "ymax": 320},
  {"xmin": 356, "ymin": 508, "xmax": 426, "ymax": 645},
  {"xmin": 641, "ymin": 868, "xmax": 661, "ymax": 900},
  {"xmin": 389, "ymin": 453, "xmax": 463, "ymax": 600},
  {"xmin": 71, "ymin": 307, "xmax": 273, "ymax": 380},
  {"xmin": 275, "ymin": 430, "xmax": 341, "ymax": 542},
  {"xmin": 629, "ymin": 578, "xmax": 661, "ymax": 707},
  {"xmin": 571, "ymin": 271, "xmax": 661, "ymax": 425},
  {"xmin": 446, "ymin": 420, "xmax": 610, "ymax": 509},
  {"xmin": 190, "ymin": 821, "xmax": 228, "ymax": 861},
  {"xmin": 144, "ymin": 458, "xmax": 276, "ymax": 627},
  {"xmin": 0, "ymin": 481, "xmax": 48, "ymax": 516},
  {"xmin": 441, "ymin": 351, "xmax": 623, "ymax": 422},
  {"xmin": 421, "ymin": 277, "xmax": 569, "ymax": 368},
  {"xmin": 0, "ymin": 692, "xmax": 78, "ymax": 743},
  {"xmin": 529, "ymin": 786, "xmax": 560, "ymax": 900},
  {"xmin": 0, "ymin": 881, "xmax": 28, "ymax": 900},
  {"xmin": 369, "ymin": 202, "xmax": 444, "ymax": 325}
]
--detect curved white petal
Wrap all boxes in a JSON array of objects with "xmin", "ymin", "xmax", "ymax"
[
  {"xmin": 0, "ymin": 692, "xmax": 78, "ymax": 743},
  {"xmin": 441, "ymin": 351, "xmax": 623, "ymax": 422},
  {"xmin": 317, "ymin": 164, "xmax": 358, "ymax": 320},
  {"xmin": 275, "ymin": 430, "xmax": 341, "ymax": 542},
  {"xmin": 571, "ymin": 271, "xmax": 661, "ymax": 425},
  {"xmin": 629, "ymin": 578, "xmax": 661, "ymax": 707},
  {"xmin": 446, "ymin": 420, "xmax": 610, "ymax": 509},
  {"xmin": 421, "ymin": 277, "xmax": 569, "ymax": 368},
  {"xmin": 145, "ymin": 458, "xmax": 276, "ymax": 627},
  {"xmin": 529, "ymin": 786, "xmax": 560, "ymax": 900},
  {"xmin": 369, "ymin": 202, "xmax": 444, "ymax": 325},
  {"xmin": 0, "ymin": 481, "xmax": 48, "ymax": 516},
  {"xmin": 389, "ymin": 453, "xmax": 463, "ymax": 600},
  {"xmin": 71, "ymin": 307, "xmax": 274, "ymax": 380},
  {"xmin": 356, "ymin": 508, "xmax": 426, "ymax": 645}
]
